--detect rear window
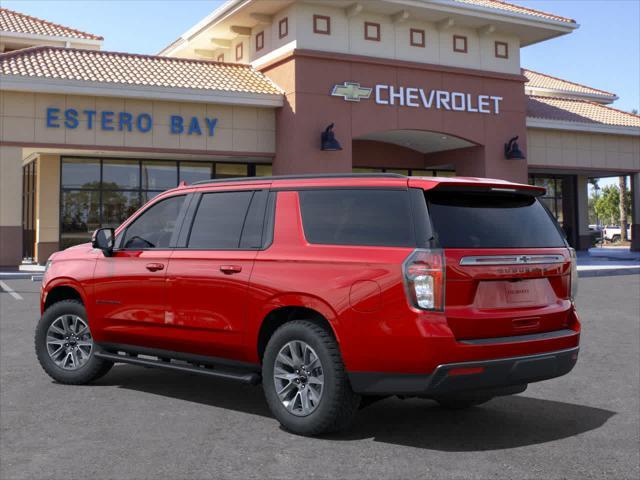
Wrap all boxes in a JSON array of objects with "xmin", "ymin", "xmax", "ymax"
[
  {"xmin": 427, "ymin": 191, "xmax": 566, "ymax": 248},
  {"xmin": 299, "ymin": 189, "xmax": 414, "ymax": 247}
]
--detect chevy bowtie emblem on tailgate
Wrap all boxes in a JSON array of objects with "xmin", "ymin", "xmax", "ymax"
[{"xmin": 331, "ymin": 82, "xmax": 372, "ymax": 102}]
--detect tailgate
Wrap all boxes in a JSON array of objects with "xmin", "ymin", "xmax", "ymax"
[
  {"xmin": 444, "ymin": 248, "xmax": 572, "ymax": 339},
  {"xmin": 422, "ymin": 186, "xmax": 574, "ymax": 341}
]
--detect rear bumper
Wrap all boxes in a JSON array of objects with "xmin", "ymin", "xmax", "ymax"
[{"xmin": 348, "ymin": 346, "xmax": 579, "ymax": 396}]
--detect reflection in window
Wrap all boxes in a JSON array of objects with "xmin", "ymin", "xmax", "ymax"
[
  {"xmin": 60, "ymin": 190, "xmax": 100, "ymax": 249},
  {"xmin": 60, "ymin": 157, "xmax": 270, "ymax": 249},
  {"xmin": 529, "ymin": 175, "xmax": 564, "ymax": 227},
  {"xmin": 216, "ymin": 163, "xmax": 248, "ymax": 178},
  {"xmin": 122, "ymin": 196, "xmax": 185, "ymax": 249},
  {"xmin": 103, "ymin": 160, "xmax": 139, "ymax": 189},
  {"xmin": 180, "ymin": 162, "xmax": 213, "ymax": 184},
  {"xmin": 142, "ymin": 161, "xmax": 177, "ymax": 190},
  {"xmin": 102, "ymin": 191, "xmax": 141, "ymax": 229},
  {"xmin": 255, "ymin": 164, "xmax": 273, "ymax": 177},
  {"xmin": 62, "ymin": 158, "xmax": 100, "ymax": 189}
]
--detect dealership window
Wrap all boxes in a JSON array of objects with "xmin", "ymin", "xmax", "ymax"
[
  {"xmin": 60, "ymin": 157, "xmax": 270, "ymax": 249},
  {"xmin": 528, "ymin": 175, "xmax": 564, "ymax": 226}
]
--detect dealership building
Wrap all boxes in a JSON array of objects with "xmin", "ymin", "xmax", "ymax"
[{"xmin": 1, "ymin": 0, "xmax": 639, "ymax": 266}]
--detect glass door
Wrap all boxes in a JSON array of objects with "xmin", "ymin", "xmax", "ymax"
[{"xmin": 22, "ymin": 161, "xmax": 37, "ymax": 262}]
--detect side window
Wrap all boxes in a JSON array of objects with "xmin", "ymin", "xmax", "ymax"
[
  {"xmin": 121, "ymin": 195, "xmax": 185, "ymax": 249},
  {"xmin": 298, "ymin": 189, "xmax": 415, "ymax": 247},
  {"xmin": 187, "ymin": 191, "xmax": 253, "ymax": 249}
]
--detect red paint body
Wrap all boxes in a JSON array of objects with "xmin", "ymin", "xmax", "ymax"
[{"xmin": 41, "ymin": 176, "xmax": 580, "ymax": 377}]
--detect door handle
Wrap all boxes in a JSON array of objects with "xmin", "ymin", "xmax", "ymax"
[
  {"xmin": 220, "ymin": 265, "xmax": 242, "ymax": 274},
  {"xmin": 145, "ymin": 262, "xmax": 165, "ymax": 272}
]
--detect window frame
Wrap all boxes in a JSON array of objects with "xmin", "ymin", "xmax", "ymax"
[
  {"xmin": 313, "ymin": 15, "xmax": 331, "ymax": 35},
  {"xmin": 364, "ymin": 22, "xmax": 381, "ymax": 41},
  {"xmin": 279, "ymin": 17, "xmax": 289, "ymax": 39},
  {"xmin": 453, "ymin": 34, "xmax": 468, "ymax": 53},
  {"xmin": 494, "ymin": 41, "xmax": 509, "ymax": 59},
  {"xmin": 255, "ymin": 31, "xmax": 265, "ymax": 51},
  {"xmin": 410, "ymin": 28, "xmax": 425, "ymax": 48},
  {"xmin": 235, "ymin": 42, "xmax": 244, "ymax": 61}
]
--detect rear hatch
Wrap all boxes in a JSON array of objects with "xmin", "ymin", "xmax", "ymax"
[{"xmin": 425, "ymin": 185, "xmax": 573, "ymax": 340}]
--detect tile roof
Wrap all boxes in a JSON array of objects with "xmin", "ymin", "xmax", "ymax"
[
  {"xmin": 452, "ymin": 0, "xmax": 575, "ymax": 24},
  {"xmin": 0, "ymin": 46, "xmax": 283, "ymax": 96},
  {"xmin": 0, "ymin": 7, "xmax": 102, "ymax": 41},
  {"xmin": 527, "ymin": 96, "xmax": 640, "ymax": 128},
  {"xmin": 523, "ymin": 69, "xmax": 616, "ymax": 99}
]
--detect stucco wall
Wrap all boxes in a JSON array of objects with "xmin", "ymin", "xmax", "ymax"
[
  {"xmin": 0, "ymin": 91, "xmax": 276, "ymax": 154},
  {"xmin": 238, "ymin": 3, "xmax": 520, "ymax": 74},
  {"xmin": 527, "ymin": 128, "xmax": 640, "ymax": 171}
]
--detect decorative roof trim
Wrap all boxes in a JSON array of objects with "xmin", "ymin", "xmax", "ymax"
[
  {"xmin": 0, "ymin": 30, "xmax": 102, "ymax": 47},
  {"xmin": 527, "ymin": 117, "xmax": 640, "ymax": 137},
  {"xmin": 523, "ymin": 68, "xmax": 616, "ymax": 98},
  {"xmin": 0, "ymin": 7, "xmax": 103, "ymax": 40},
  {"xmin": 0, "ymin": 75, "xmax": 284, "ymax": 107},
  {"xmin": 525, "ymin": 87, "xmax": 618, "ymax": 105},
  {"xmin": 450, "ymin": 0, "xmax": 575, "ymax": 24}
]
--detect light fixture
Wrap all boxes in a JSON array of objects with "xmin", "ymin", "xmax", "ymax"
[
  {"xmin": 504, "ymin": 136, "xmax": 525, "ymax": 160},
  {"xmin": 321, "ymin": 123, "xmax": 342, "ymax": 151}
]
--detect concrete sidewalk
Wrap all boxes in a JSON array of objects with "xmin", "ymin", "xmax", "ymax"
[{"xmin": 577, "ymin": 247, "xmax": 640, "ymax": 277}]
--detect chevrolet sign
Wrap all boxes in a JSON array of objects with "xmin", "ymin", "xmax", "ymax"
[{"xmin": 331, "ymin": 81, "xmax": 503, "ymax": 114}]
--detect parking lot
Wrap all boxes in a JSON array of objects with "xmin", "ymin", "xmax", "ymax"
[{"xmin": 1, "ymin": 274, "xmax": 638, "ymax": 480}]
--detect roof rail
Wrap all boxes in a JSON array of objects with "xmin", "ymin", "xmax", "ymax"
[{"xmin": 191, "ymin": 173, "xmax": 406, "ymax": 185}]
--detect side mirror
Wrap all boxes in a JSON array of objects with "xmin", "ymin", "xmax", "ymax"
[{"xmin": 92, "ymin": 228, "xmax": 115, "ymax": 256}]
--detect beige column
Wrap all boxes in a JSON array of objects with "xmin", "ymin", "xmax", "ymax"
[
  {"xmin": 0, "ymin": 145, "xmax": 24, "ymax": 266},
  {"xmin": 576, "ymin": 175, "xmax": 591, "ymax": 250},
  {"xmin": 631, "ymin": 172, "xmax": 640, "ymax": 252},
  {"xmin": 36, "ymin": 154, "xmax": 61, "ymax": 263}
]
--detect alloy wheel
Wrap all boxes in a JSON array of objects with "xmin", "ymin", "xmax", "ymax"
[
  {"xmin": 46, "ymin": 314, "xmax": 93, "ymax": 370},
  {"xmin": 273, "ymin": 340, "xmax": 324, "ymax": 416}
]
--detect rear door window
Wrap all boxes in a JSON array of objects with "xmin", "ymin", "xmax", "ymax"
[
  {"xmin": 427, "ymin": 191, "xmax": 566, "ymax": 248},
  {"xmin": 187, "ymin": 191, "xmax": 253, "ymax": 249},
  {"xmin": 298, "ymin": 189, "xmax": 415, "ymax": 247}
]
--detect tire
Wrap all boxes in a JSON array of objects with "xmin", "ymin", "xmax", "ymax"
[
  {"xmin": 35, "ymin": 299, "xmax": 113, "ymax": 385},
  {"xmin": 262, "ymin": 320, "xmax": 361, "ymax": 435},
  {"xmin": 611, "ymin": 235, "xmax": 621, "ymax": 243},
  {"xmin": 435, "ymin": 395, "xmax": 493, "ymax": 410}
]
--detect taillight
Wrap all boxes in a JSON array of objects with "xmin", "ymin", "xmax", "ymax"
[
  {"xmin": 403, "ymin": 249, "xmax": 445, "ymax": 311},
  {"xmin": 569, "ymin": 247, "xmax": 578, "ymax": 302}
]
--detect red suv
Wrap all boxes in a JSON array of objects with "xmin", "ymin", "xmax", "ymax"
[{"xmin": 36, "ymin": 174, "xmax": 580, "ymax": 435}]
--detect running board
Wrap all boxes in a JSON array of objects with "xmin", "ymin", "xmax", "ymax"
[{"xmin": 95, "ymin": 350, "xmax": 261, "ymax": 385}]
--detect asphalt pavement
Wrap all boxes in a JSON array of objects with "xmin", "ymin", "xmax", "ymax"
[{"xmin": 1, "ymin": 274, "xmax": 638, "ymax": 480}]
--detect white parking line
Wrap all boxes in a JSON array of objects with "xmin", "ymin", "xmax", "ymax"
[{"xmin": 0, "ymin": 281, "xmax": 23, "ymax": 300}]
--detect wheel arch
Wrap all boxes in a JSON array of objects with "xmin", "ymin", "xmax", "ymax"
[
  {"xmin": 256, "ymin": 300, "xmax": 340, "ymax": 363},
  {"xmin": 43, "ymin": 282, "xmax": 86, "ymax": 311}
]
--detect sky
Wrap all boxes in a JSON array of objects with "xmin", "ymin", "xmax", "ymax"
[{"xmin": 2, "ymin": 0, "xmax": 638, "ymax": 187}]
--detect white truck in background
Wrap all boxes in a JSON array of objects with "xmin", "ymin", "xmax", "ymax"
[{"xmin": 602, "ymin": 225, "xmax": 632, "ymax": 242}]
